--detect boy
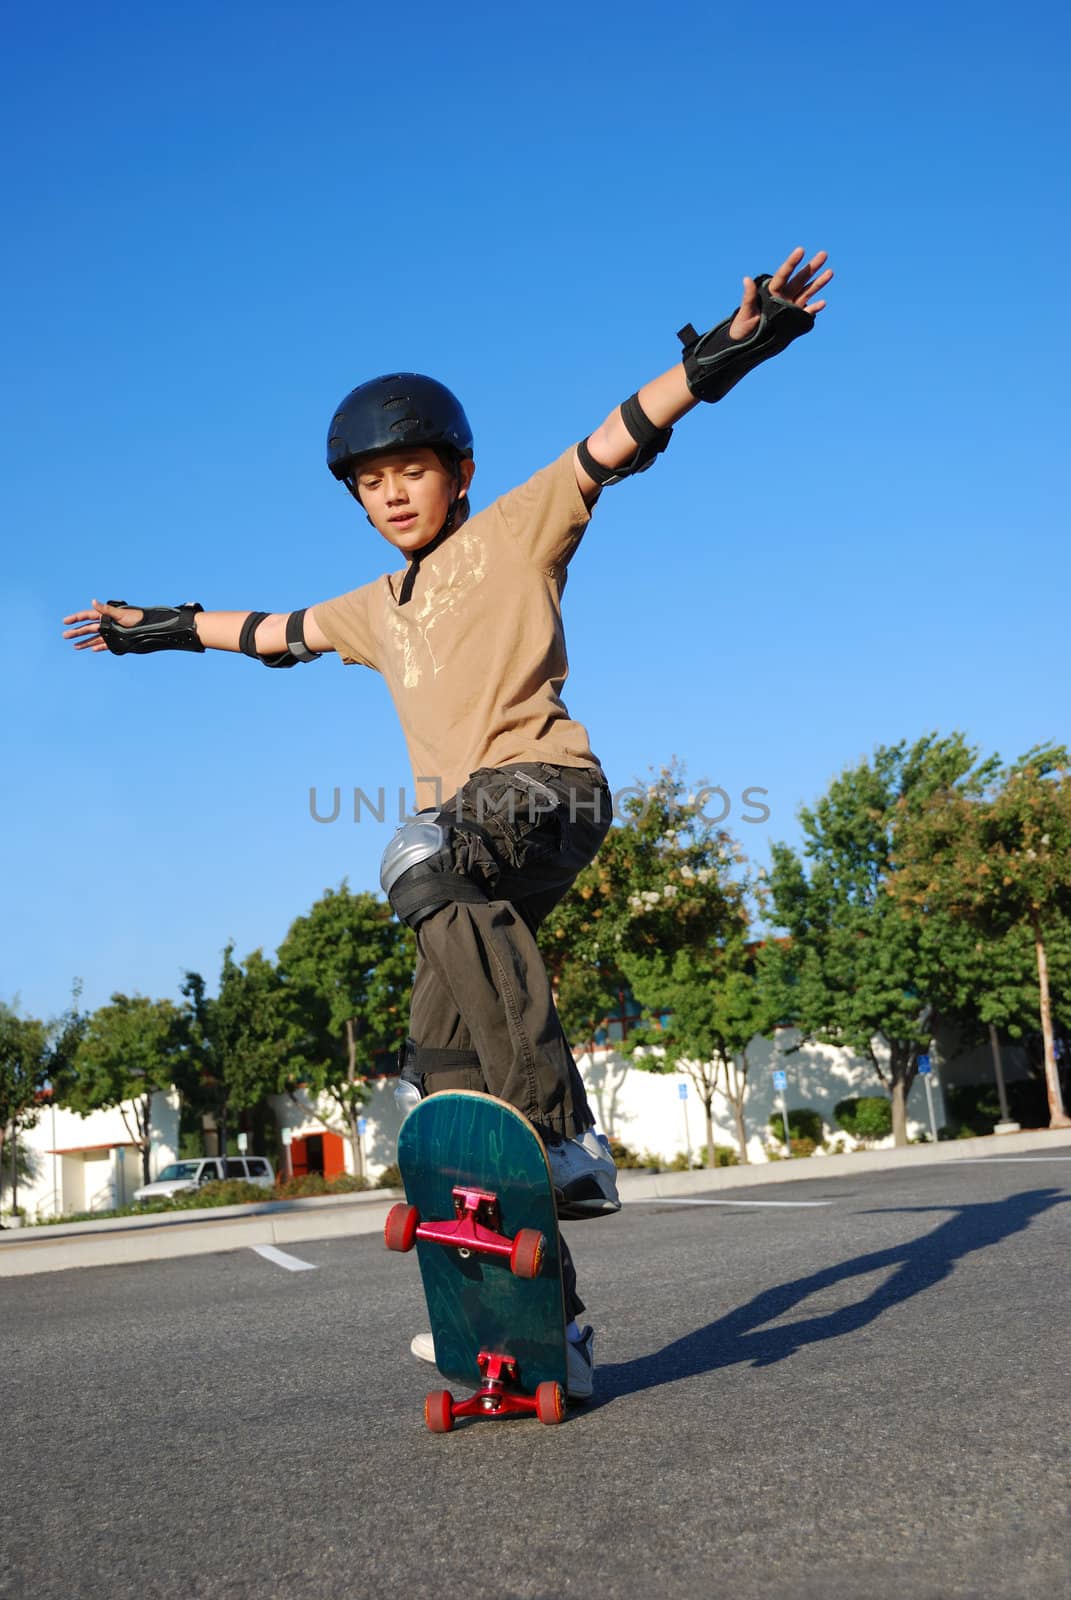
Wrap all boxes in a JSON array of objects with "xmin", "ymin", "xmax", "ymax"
[{"xmin": 64, "ymin": 246, "xmax": 833, "ymax": 1397}]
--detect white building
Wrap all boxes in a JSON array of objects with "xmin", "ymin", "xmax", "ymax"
[
  {"xmin": 275, "ymin": 1025, "xmax": 1017, "ymax": 1182},
  {"xmin": 3, "ymin": 1090, "xmax": 180, "ymax": 1220},
  {"xmin": 3, "ymin": 1027, "xmax": 1029, "ymax": 1217}
]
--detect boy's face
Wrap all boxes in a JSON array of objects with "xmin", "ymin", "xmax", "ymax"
[{"xmin": 355, "ymin": 446, "xmax": 475, "ymax": 555}]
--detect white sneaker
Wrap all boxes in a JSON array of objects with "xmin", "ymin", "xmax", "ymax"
[
  {"xmin": 546, "ymin": 1128, "xmax": 621, "ymax": 1218},
  {"xmin": 411, "ymin": 1327, "xmax": 595, "ymax": 1400},
  {"xmin": 566, "ymin": 1325, "xmax": 595, "ymax": 1400},
  {"xmin": 410, "ymin": 1331, "xmax": 436, "ymax": 1363}
]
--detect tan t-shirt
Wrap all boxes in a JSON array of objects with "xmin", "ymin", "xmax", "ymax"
[{"xmin": 313, "ymin": 448, "xmax": 601, "ymax": 802}]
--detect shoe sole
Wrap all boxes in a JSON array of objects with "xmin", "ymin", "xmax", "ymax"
[{"xmin": 557, "ymin": 1196, "xmax": 621, "ymax": 1221}]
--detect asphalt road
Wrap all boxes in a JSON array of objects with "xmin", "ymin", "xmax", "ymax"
[{"xmin": 2, "ymin": 1157, "xmax": 1069, "ymax": 1600}]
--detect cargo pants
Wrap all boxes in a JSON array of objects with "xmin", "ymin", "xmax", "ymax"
[{"xmin": 404, "ymin": 762, "xmax": 613, "ymax": 1318}]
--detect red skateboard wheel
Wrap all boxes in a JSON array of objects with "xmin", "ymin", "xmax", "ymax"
[
  {"xmin": 535, "ymin": 1381, "xmax": 565, "ymax": 1425},
  {"xmin": 384, "ymin": 1203, "xmax": 420, "ymax": 1252},
  {"xmin": 509, "ymin": 1227, "xmax": 546, "ymax": 1279},
  {"xmin": 425, "ymin": 1390, "xmax": 455, "ymax": 1433}
]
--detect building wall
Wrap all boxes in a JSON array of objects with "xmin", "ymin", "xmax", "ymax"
[
  {"xmin": 283, "ymin": 1028, "xmax": 977, "ymax": 1183},
  {"xmin": 577, "ymin": 1027, "xmax": 948, "ymax": 1164},
  {"xmin": 7, "ymin": 1091, "xmax": 180, "ymax": 1219}
]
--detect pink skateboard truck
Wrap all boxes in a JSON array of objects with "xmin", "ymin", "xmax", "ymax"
[
  {"xmin": 384, "ymin": 1186, "xmax": 547, "ymax": 1279},
  {"xmin": 424, "ymin": 1351, "xmax": 566, "ymax": 1432}
]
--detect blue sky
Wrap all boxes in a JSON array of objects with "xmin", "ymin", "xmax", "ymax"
[{"xmin": 4, "ymin": 0, "xmax": 1068, "ymax": 1021}]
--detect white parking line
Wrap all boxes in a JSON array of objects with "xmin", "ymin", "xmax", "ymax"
[
  {"xmin": 954, "ymin": 1157, "xmax": 1071, "ymax": 1164},
  {"xmin": 252, "ymin": 1244, "xmax": 318, "ymax": 1271},
  {"xmin": 643, "ymin": 1197, "xmax": 833, "ymax": 1209}
]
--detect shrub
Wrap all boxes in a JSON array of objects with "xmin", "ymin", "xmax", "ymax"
[
  {"xmin": 768, "ymin": 1107, "xmax": 825, "ymax": 1145},
  {"xmin": 789, "ymin": 1136, "xmax": 818, "ymax": 1158},
  {"xmin": 666, "ymin": 1151, "xmax": 705, "ymax": 1171},
  {"xmin": 376, "ymin": 1163, "xmax": 402, "ymax": 1189},
  {"xmin": 276, "ymin": 1173, "xmax": 326, "ymax": 1197},
  {"xmin": 38, "ymin": 1202, "xmax": 173, "ymax": 1226},
  {"xmin": 325, "ymin": 1173, "xmax": 367, "ymax": 1193},
  {"xmin": 711, "ymin": 1144, "xmax": 739, "ymax": 1167},
  {"xmin": 834, "ymin": 1096, "xmax": 893, "ymax": 1142},
  {"xmin": 172, "ymin": 1180, "xmax": 271, "ymax": 1209},
  {"xmin": 606, "ymin": 1141, "xmax": 651, "ymax": 1170},
  {"xmin": 765, "ymin": 1137, "xmax": 818, "ymax": 1160},
  {"xmin": 275, "ymin": 1172, "xmax": 368, "ymax": 1199}
]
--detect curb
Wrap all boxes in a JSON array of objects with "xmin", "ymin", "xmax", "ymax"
[
  {"xmin": 0, "ymin": 1189, "xmax": 404, "ymax": 1278},
  {"xmin": 1, "ymin": 1183, "xmax": 396, "ymax": 1242},
  {"xmin": 3, "ymin": 1126, "xmax": 1070, "ymax": 1279},
  {"xmin": 612, "ymin": 1124, "xmax": 1071, "ymax": 1200}
]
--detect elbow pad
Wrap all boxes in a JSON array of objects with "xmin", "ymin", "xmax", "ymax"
[
  {"xmin": 678, "ymin": 274, "xmax": 814, "ymax": 403},
  {"xmin": 99, "ymin": 602, "xmax": 205, "ymax": 656},
  {"xmin": 239, "ymin": 608, "xmax": 322, "ymax": 668},
  {"xmin": 576, "ymin": 392, "xmax": 673, "ymax": 488}
]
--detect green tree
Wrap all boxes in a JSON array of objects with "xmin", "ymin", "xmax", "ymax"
[
  {"xmin": 62, "ymin": 994, "xmax": 184, "ymax": 1184},
  {"xmin": 914, "ymin": 910, "xmax": 1071, "ymax": 1125},
  {"xmin": 275, "ymin": 885, "xmax": 414, "ymax": 1178},
  {"xmin": 768, "ymin": 734, "xmax": 998, "ymax": 1147},
  {"xmin": 544, "ymin": 766, "xmax": 762, "ymax": 1158},
  {"xmin": 543, "ymin": 766, "xmax": 746, "ymax": 1047},
  {"xmin": 181, "ymin": 945, "xmax": 288, "ymax": 1162},
  {"xmin": 892, "ymin": 744, "xmax": 1071, "ymax": 1128},
  {"xmin": 624, "ymin": 935, "xmax": 783, "ymax": 1164},
  {"xmin": 0, "ymin": 990, "xmax": 84, "ymax": 1217}
]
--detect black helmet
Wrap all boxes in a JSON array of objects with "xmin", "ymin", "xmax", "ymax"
[{"xmin": 326, "ymin": 373, "xmax": 474, "ymax": 483}]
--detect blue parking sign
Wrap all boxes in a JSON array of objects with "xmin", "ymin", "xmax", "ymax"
[
  {"xmin": 772, "ymin": 1070, "xmax": 787, "ymax": 1091},
  {"xmin": 678, "ymin": 1082, "xmax": 688, "ymax": 1100},
  {"xmin": 917, "ymin": 1055, "xmax": 931, "ymax": 1076},
  {"xmin": 357, "ymin": 1117, "xmax": 369, "ymax": 1135}
]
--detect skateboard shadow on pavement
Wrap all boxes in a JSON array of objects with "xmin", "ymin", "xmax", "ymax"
[{"xmin": 594, "ymin": 1188, "xmax": 1069, "ymax": 1406}]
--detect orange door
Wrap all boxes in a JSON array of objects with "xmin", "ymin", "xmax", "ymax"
[
  {"xmin": 289, "ymin": 1130, "xmax": 346, "ymax": 1179},
  {"xmin": 323, "ymin": 1131, "xmax": 346, "ymax": 1179}
]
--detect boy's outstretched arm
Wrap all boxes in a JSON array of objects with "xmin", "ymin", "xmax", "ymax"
[
  {"xmin": 62, "ymin": 602, "xmax": 335, "ymax": 658},
  {"xmin": 575, "ymin": 246, "xmax": 833, "ymax": 503}
]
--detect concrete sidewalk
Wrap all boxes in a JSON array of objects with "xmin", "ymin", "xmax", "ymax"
[{"xmin": 3, "ymin": 1125, "xmax": 1070, "ymax": 1279}]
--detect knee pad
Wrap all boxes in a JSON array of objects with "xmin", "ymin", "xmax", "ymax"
[{"xmin": 379, "ymin": 810, "xmax": 489, "ymax": 927}]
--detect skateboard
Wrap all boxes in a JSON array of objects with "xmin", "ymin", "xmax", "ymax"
[{"xmin": 384, "ymin": 1090, "xmax": 568, "ymax": 1432}]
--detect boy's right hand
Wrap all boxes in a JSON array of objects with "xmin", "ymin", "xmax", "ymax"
[{"xmin": 62, "ymin": 599, "xmax": 143, "ymax": 652}]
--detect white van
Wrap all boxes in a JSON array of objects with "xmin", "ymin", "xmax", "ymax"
[{"xmin": 133, "ymin": 1156, "xmax": 275, "ymax": 1204}]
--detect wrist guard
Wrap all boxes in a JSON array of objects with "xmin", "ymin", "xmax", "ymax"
[
  {"xmin": 239, "ymin": 607, "xmax": 321, "ymax": 668},
  {"xmin": 576, "ymin": 392, "xmax": 673, "ymax": 488},
  {"xmin": 100, "ymin": 602, "xmax": 205, "ymax": 655},
  {"xmin": 678, "ymin": 274, "xmax": 814, "ymax": 403}
]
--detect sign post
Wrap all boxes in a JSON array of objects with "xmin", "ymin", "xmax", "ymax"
[
  {"xmin": 772, "ymin": 1069, "xmax": 790, "ymax": 1153},
  {"xmin": 917, "ymin": 1054, "xmax": 939, "ymax": 1143},
  {"xmin": 678, "ymin": 1081, "xmax": 692, "ymax": 1168},
  {"xmin": 280, "ymin": 1126, "xmax": 293, "ymax": 1182}
]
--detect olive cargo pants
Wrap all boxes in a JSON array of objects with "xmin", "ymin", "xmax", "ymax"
[{"xmin": 404, "ymin": 762, "xmax": 613, "ymax": 1319}]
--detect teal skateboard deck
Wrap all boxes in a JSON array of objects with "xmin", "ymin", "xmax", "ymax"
[{"xmin": 386, "ymin": 1091, "xmax": 568, "ymax": 1430}]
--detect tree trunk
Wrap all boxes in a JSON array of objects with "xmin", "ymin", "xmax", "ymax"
[
  {"xmin": 703, "ymin": 1096, "xmax": 715, "ymax": 1168},
  {"xmin": 10, "ymin": 1120, "xmax": 18, "ymax": 1212},
  {"xmin": 139, "ymin": 1094, "xmax": 152, "ymax": 1184},
  {"xmin": 890, "ymin": 1060, "xmax": 909, "ymax": 1147},
  {"xmin": 345, "ymin": 1019, "xmax": 365, "ymax": 1180},
  {"xmin": 987, "ymin": 1022, "xmax": 1012, "ymax": 1125},
  {"xmin": 731, "ymin": 1095, "xmax": 748, "ymax": 1164},
  {"xmin": 1033, "ymin": 917, "xmax": 1071, "ymax": 1127},
  {"xmin": 347, "ymin": 1106, "xmax": 364, "ymax": 1181}
]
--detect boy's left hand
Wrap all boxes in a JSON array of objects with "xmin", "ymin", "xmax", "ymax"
[{"xmin": 729, "ymin": 247, "xmax": 833, "ymax": 340}]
